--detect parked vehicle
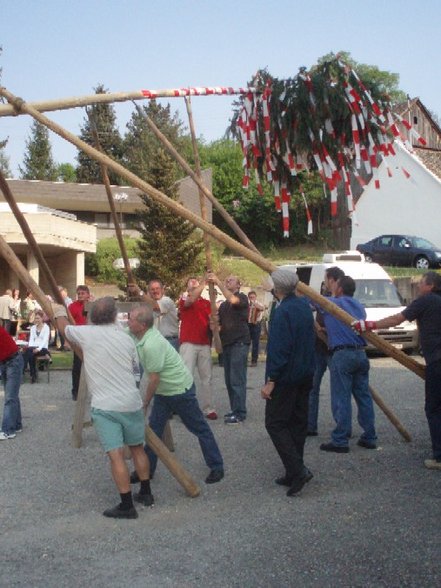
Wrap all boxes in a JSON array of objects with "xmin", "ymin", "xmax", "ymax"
[
  {"xmin": 356, "ymin": 234, "xmax": 441, "ymax": 269},
  {"xmin": 264, "ymin": 251, "xmax": 419, "ymax": 353}
]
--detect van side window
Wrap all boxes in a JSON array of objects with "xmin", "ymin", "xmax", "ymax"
[{"xmin": 296, "ymin": 267, "xmax": 312, "ymax": 284}]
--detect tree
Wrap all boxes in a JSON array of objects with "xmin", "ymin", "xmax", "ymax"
[
  {"xmin": 57, "ymin": 163, "xmax": 77, "ymax": 183},
  {"xmin": 19, "ymin": 120, "xmax": 58, "ymax": 180},
  {"xmin": 134, "ymin": 148, "xmax": 204, "ymax": 299},
  {"xmin": 123, "ymin": 100, "xmax": 189, "ymax": 183},
  {"xmin": 199, "ymin": 139, "xmax": 325, "ymax": 247},
  {"xmin": 0, "ymin": 144, "xmax": 12, "ymax": 177},
  {"xmin": 76, "ymin": 84, "xmax": 123, "ymax": 184}
]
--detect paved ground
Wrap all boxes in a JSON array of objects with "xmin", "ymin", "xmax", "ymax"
[{"xmin": 1, "ymin": 356, "xmax": 440, "ymax": 587}]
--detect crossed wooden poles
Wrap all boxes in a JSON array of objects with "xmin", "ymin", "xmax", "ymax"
[{"xmin": 0, "ymin": 86, "xmax": 425, "ymax": 493}]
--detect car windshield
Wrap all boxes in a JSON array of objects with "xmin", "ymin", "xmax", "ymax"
[
  {"xmin": 354, "ymin": 279, "xmax": 403, "ymax": 308},
  {"xmin": 411, "ymin": 237, "xmax": 438, "ymax": 250}
]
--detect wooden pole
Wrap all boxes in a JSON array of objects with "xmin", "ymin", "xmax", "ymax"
[
  {"xmin": 0, "ymin": 86, "xmax": 425, "ymax": 380},
  {"xmin": 87, "ymin": 115, "xmax": 135, "ymax": 286},
  {"xmin": 0, "ymin": 87, "xmax": 258, "ymax": 118},
  {"xmin": 0, "ymin": 171, "xmax": 70, "ymax": 310},
  {"xmin": 145, "ymin": 426, "xmax": 200, "ymax": 497},
  {"xmin": 0, "ymin": 234, "xmax": 55, "ymax": 321},
  {"xmin": 184, "ymin": 96, "xmax": 222, "ymax": 353},
  {"xmin": 133, "ymin": 103, "xmax": 260, "ymax": 254},
  {"xmin": 369, "ymin": 385, "xmax": 412, "ymax": 442}
]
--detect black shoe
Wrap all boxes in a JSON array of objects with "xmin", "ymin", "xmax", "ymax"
[
  {"xmin": 307, "ymin": 431, "xmax": 318, "ymax": 437},
  {"xmin": 205, "ymin": 469, "xmax": 224, "ymax": 484},
  {"xmin": 276, "ymin": 467, "xmax": 313, "ymax": 487},
  {"xmin": 357, "ymin": 439, "xmax": 377, "ymax": 450},
  {"xmin": 102, "ymin": 503, "xmax": 138, "ymax": 519},
  {"xmin": 275, "ymin": 476, "xmax": 293, "ymax": 487},
  {"xmin": 224, "ymin": 411, "xmax": 234, "ymax": 418},
  {"xmin": 134, "ymin": 492, "xmax": 154, "ymax": 507},
  {"xmin": 130, "ymin": 470, "xmax": 140, "ymax": 484},
  {"xmin": 320, "ymin": 442, "xmax": 349, "ymax": 454},
  {"xmin": 286, "ymin": 474, "xmax": 312, "ymax": 496}
]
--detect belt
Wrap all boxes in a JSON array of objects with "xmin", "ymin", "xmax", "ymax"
[
  {"xmin": 0, "ymin": 350, "xmax": 20, "ymax": 364},
  {"xmin": 330, "ymin": 344, "xmax": 365, "ymax": 354}
]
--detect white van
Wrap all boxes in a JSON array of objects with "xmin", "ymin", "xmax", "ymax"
[{"xmin": 266, "ymin": 251, "xmax": 419, "ymax": 352}]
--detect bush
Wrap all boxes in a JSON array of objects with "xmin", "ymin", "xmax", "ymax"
[{"xmin": 85, "ymin": 237, "xmax": 139, "ymax": 286}]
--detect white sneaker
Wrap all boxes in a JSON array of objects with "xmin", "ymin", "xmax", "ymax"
[
  {"xmin": 424, "ymin": 459, "xmax": 441, "ymax": 470},
  {"xmin": 0, "ymin": 431, "xmax": 16, "ymax": 440}
]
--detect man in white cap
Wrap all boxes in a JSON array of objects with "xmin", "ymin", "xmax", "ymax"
[{"xmin": 261, "ymin": 269, "xmax": 315, "ymax": 496}]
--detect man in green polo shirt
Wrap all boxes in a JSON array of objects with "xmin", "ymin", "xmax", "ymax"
[{"xmin": 128, "ymin": 304, "xmax": 224, "ymax": 484}]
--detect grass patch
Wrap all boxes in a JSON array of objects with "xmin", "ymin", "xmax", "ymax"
[{"xmin": 50, "ymin": 351, "xmax": 73, "ymax": 369}]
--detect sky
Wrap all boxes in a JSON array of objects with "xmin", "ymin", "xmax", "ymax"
[{"xmin": 1, "ymin": 0, "xmax": 441, "ymax": 177}]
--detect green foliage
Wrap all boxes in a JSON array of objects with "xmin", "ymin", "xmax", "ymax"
[
  {"xmin": 198, "ymin": 138, "xmax": 326, "ymax": 247},
  {"xmin": 134, "ymin": 148, "xmax": 204, "ymax": 299},
  {"xmin": 76, "ymin": 84, "xmax": 124, "ymax": 185},
  {"xmin": 19, "ymin": 120, "xmax": 58, "ymax": 180},
  {"xmin": 56, "ymin": 163, "xmax": 77, "ymax": 182},
  {"xmin": 123, "ymin": 100, "xmax": 188, "ymax": 182},
  {"xmin": 85, "ymin": 237, "xmax": 139, "ymax": 288},
  {"xmin": 0, "ymin": 144, "xmax": 12, "ymax": 177}
]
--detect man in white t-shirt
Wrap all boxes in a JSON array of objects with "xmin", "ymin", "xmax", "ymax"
[{"xmin": 53, "ymin": 297, "xmax": 152, "ymax": 520}]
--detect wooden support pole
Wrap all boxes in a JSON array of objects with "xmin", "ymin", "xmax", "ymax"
[
  {"xmin": 0, "ymin": 86, "xmax": 425, "ymax": 381},
  {"xmin": 184, "ymin": 96, "xmax": 222, "ymax": 353},
  {"xmin": 133, "ymin": 103, "xmax": 260, "ymax": 254},
  {"xmin": 369, "ymin": 385, "xmax": 412, "ymax": 442},
  {"xmin": 0, "ymin": 234, "xmax": 56, "ymax": 321},
  {"xmin": 0, "ymin": 171, "xmax": 69, "ymax": 310},
  {"xmin": 88, "ymin": 118, "xmax": 135, "ymax": 286},
  {"xmin": 145, "ymin": 426, "xmax": 200, "ymax": 497}
]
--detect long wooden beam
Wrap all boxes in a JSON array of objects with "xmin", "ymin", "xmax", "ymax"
[
  {"xmin": 0, "ymin": 86, "xmax": 257, "ymax": 118},
  {"xmin": 0, "ymin": 86, "xmax": 425, "ymax": 380}
]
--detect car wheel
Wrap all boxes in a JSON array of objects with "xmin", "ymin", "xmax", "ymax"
[
  {"xmin": 414, "ymin": 255, "xmax": 429, "ymax": 269},
  {"xmin": 364, "ymin": 253, "xmax": 373, "ymax": 263}
]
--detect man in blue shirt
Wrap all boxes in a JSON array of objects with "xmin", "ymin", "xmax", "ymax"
[
  {"xmin": 317, "ymin": 275, "xmax": 377, "ymax": 453},
  {"xmin": 353, "ymin": 271, "xmax": 441, "ymax": 470},
  {"xmin": 261, "ymin": 269, "xmax": 315, "ymax": 496}
]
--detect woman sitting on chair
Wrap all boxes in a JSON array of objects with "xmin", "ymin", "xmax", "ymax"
[{"xmin": 23, "ymin": 310, "xmax": 51, "ymax": 383}]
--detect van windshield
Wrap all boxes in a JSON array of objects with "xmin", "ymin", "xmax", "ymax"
[{"xmin": 354, "ymin": 279, "xmax": 403, "ymax": 308}]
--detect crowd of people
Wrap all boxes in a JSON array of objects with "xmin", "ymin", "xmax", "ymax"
[{"xmin": 1, "ymin": 269, "xmax": 440, "ymax": 517}]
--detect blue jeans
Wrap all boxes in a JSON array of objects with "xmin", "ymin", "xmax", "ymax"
[
  {"xmin": 145, "ymin": 383, "xmax": 223, "ymax": 476},
  {"xmin": 222, "ymin": 342, "xmax": 249, "ymax": 419},
  {"xmin": 248, "ymin": 323, "xmax": 262, "ymax": 364},
  {"xmin": 329, "ymin": 349, "xmax": 376, "ymax": 447},
  {"xmin": 307, "ymin": 347, "xmax": 329, "ymax": 433},
  {"xmin": 1, "ymin": 352, "xmax": 23, "ymax": 434}
]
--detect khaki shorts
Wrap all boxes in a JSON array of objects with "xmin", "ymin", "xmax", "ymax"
[{"xmin": 91, "ymin": 408, "xmax": 145, "ymax": 453}]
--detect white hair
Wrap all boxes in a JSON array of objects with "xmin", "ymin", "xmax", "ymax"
[{"xmin": 271, "ymin": 268, "xmax": 299, "ymax": 295}]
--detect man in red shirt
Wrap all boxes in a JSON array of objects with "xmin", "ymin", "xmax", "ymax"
[
  {"xmin": 0, "ymin": 326, "xmax": 23, "ymax": 439},
  {"xmin": 179, "ymin": 277, "xmax": 217, "ymax": 420},
  {"xmin": 68, "ymin": 285, "xmax": 91, "ymax": 400}
]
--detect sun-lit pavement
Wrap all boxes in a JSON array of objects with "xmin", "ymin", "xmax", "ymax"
[{"xmin": 1, "ymin": 356, "xmax": 440, "ymax": 587}]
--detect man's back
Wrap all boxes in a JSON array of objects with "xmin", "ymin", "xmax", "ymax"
[{"xmin": 65, "ymin": 323, "xmax": 140, "ymax": 412}]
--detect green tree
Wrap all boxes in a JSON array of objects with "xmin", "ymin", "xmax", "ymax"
[
  {"xmin": 57, "ymin": 162, "xmax": 77, "ymax": 182},
  {"xmin": 123, "ymin": 100, "xmax": 189, "ymax": 182},
  {"xmin": 134, "ymin": 148, "xmax": 204, "ymax": 299},
  {"xmin": 0, "ymin": 144, "xmax": 12, "ymax": 177},
  {"xmin": 76, "ymin": 84, "xmax": 123, "ymax": 184},
  {"xmin": 85, "ymin": 237, "xmax": 139, "ymax": 289},
  {"xmin": 19, "ymin": 120, "xmax": 58, "ymax": 180},
  {"xmin": 199, "ymin": 139, "xmax": 325, "ymax": 247}
]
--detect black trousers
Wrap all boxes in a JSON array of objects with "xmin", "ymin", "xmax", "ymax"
[
  {"xmin": 71, "ymin": 352, "xmax": 82, "ymax": 399},
  {"xmin": 265, "ymin": 377, "xmax": 312, "ymax": 480}
]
